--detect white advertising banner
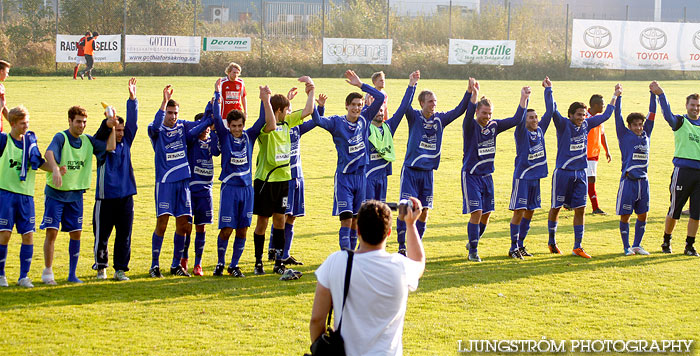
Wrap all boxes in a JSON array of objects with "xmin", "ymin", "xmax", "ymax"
[
  {"xmin": 448, "ymin": 39, "xmax": 516, "ymax": 65},
  {"xmin": 55, "ymin": 34, "xmax": 121, "ymax": 63},
  {"xmin": 202, "ymin": 37, "xmax": 251, "ymax": 51},
  {"xmin": 323, "ymin": 38, "xmax": 392, "ymax": 65},
  {"xmin": 571, "ymin": 19, "xmax": 700, "ymax": 70},
  {"xmin": 125, "ymin": 35, "xmax": 201, "ymax": 63}
]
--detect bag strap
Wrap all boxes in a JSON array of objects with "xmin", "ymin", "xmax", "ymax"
[{"xmin": 326, "ymin": 249, "xmax": 354, "ymax": 332}]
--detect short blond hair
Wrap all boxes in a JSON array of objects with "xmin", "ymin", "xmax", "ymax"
[
  {"xmin": 371, "ymin": 71, "xmax": 385, "ymax": 83},
  {"xmin": 225, "ymin": 62, "xmax": 242, "ymax": 76},
  {"xmin": 8, "ymin": 105, "xmax": 28, "ymax": 124},
  {"xmin": 0, "ymin": 60, "xmax": 11, "ymax": 71}
]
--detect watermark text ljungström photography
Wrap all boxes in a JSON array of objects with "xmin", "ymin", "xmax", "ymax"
[{"xmin": 457, "ymin": 338, "xmax": 694, "ymax": 353}]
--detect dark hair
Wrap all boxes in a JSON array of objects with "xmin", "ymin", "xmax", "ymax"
[
  {"xmin": 166, "ymin": 99, "xmax": 179, "ymax": 108},
  {"xmin": 476, "ymin": 96, "xmax": 491, "ymax": 110},
  {"xmin": 568, "ymin": 102, "xmax": 587, "ymax": 117},
  {"xmin": 357, "ymin": 200, "xmax": 392, "ymax": 245},
  {"xmin": 0, "ymin": 60, "xmax": 11, "ymax": 71},
  {"xmin": 345, "ymin": 92, "xmax": 363, "ymax": 106},
  {"xmin": 526, "ymin": 108, "xmax": 536, "ymax": 113},
  {"xmin": 687, "ymin": 93, "xmax": 700, "ymax": 105},
  {"xmin": 418, "ymin": 90, "xmax": 434, "ymax": 104},
  {"xmin": 116, "ymin": 115, "xmax": 124, "ymax": 125},
  {"xmin": 68, "ymin": 106, "xmax": 87, "ymax": 120},
  {"xmin": 270, "ymin": 94, "xmax": 290, "ymax": 114},
  {"xmin": 589, "ymin": 94, "xmax": 604, "ymax": 107},
  {"xmin": 194, "ymin": 113, "xmax": 204, "ymax": 121},
  {"xmin": 626, "ymin": 112, "xmax": 645, "ymax": 126},
  {"xmin": 226, "ymin": 109, "xmax": 246, "ymax": 125},
  {"xmin": 92, "ymin": 31, "xmax": 99, "ymax": 37},
  {"xmin": 84, "ymin": 31, "xmax": 91, "ymax": 37}
]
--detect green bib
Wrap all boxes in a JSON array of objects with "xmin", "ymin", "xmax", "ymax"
[
  {"xmin": 47, "ymin": 132, "xmax": 93, "ymax": 191},
  {"xmin": 673, "ymin": 117, "xmax": 700, "ymax": 161},
  {"xmin": 368, "ymin": 123, "xmax": 396, "ymax": 162},
  {"xmin": 255, "ymin": 110, "xmax": 303, "ymax": 182},
  {"xmin": 0, "ymin": 135, "xmax": 36, "ymax": 196}
]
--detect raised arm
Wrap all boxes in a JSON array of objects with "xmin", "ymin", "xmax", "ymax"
[
  {"xmin": 614, "ymin": 92, "xmax": 626, "ymax": 139},
  {"xmin": 442, "ymin": 80, "xmax": 473, "ymax": 127},
  {"xmin": 386, "ymin": 71, "xmax": 419, "ymax": 133},
  {"xmin": 315, "ymin": 94, "xmax": 327, "ymax": 117},
  {"xmin": 260, "ymin": 85, "xmax": 277, "ymax": 133},
  {"xmin": 650, "ymin": 81, "xmax": 682, "ymax": 131},
  {"xmin": 496, "ymin": 86, "xmax": 530, "ymax": 134},
  {"xmin": 299, "ymin": 76, "xmax": 316, "ymax": 119},
  {"xmin": 124, "ymin": 78, "xmax": 138, "ymax": 144},
  {"xmin": 346, "ymin": 69, "xmax": 385, "ymax": 121},
  {"xmin": 463, "ymin": 78, "xmax": 478, "ymax": 133},
  {"xmin": 152, "ymin": 85, "xmax": 173, "ymax": 131},
  {"xmin": 211, "ymin": 91, "xmax": 229, "ymax": 143},
  {"xmin": 645, "ymin": 91, "xmax": 657, "ymax": 137},
  {"xmin": 587, "ymin": 84, "xmax": 620, "ymax": 129}
]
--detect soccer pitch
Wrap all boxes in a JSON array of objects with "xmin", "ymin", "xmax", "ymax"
[{"xmin": 1, "ymin": 76, "xmax": 699, "ymax": 355}]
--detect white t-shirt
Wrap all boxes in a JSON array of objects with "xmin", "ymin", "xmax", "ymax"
[{"xmin": 315, "ymin": 249, "xmax": 423, "ymax": 356}]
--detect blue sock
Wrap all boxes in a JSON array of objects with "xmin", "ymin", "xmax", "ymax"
[
  {"xmin": 479, "ymin": 222, "xmax": 487, "ymax": 238},
  {"xmin": 548, "ymin": 220, "xmax": 558, "ymax": 245},
  {"xmin": 416, "ymin": 220, "xmax": 426, "ymax": 240},
  {"xmin": 510, "ymin": 223, "xmax": 519, "ymax": 251},
  {"xmin": 182, "ymin": 233, "xmax": 191, "ymax": 260},
  {"xmin": 339, "ymin": 226, "xmax": 351, "ymax": 250},
  {"xmin": 194, "ymin": 231, "xmax": 205, "ymax": 266},
  {"xmin": 229, "ymin": 237, "xmax": 246, "ymax": 268},
  {"xmin": 620, "ymin": 221, "xmax": 630, "ymax": 249},
  {"xmin": 349, "ymin": 229, "xmax": 358, "ymax": 250},
  {"xmin": 396, "ymin": 219, "xmax": 406, "ymax": 250},
  {"xmin": 268, "ymin": 226, "xmax": 274, "ymax": 250},
  {"xmin": 217, "ymin": 236, "xmax": 228, "ymax": 265},
  {"xmin": 573, "ymin": 224, "xmax": 584, "ymax": 249},
  {"xmin": 467, "ymin": 222, "xmax": 479, "ymax": 253},
  {"xmin": 68, "ymin": 239, "xmax": 80, "ymax": 279},
  {"xmin": 19, "ymin": 244, "xmax": 33, "ymax": 280},
  {"xmin": 171, "ymin": 233, "xmax": 185, "ymax": 268},
  {"xmin": 633, "ymin": 220, "xmax": 646, "ymax": 248},
  {"xmin": 151, "ymin": 233, "xmax": 164, "ymax": 268},
  {"xmin": 518, "ymin": 218, "xmax": 531, "ymax": 248},
  {"xmin": 0, "ymin": 244, "xmax": 7, "ymax": 276},
  {"xmin": 282, "ymin": 223, "xmax": 294, "ymax": 260}
]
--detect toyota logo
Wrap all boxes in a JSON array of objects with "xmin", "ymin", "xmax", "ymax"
[
  {"xmin": 583, "ymin": 26, "xmax": 612, "ymax": 49},
  {"xmin": 640, "ymin": 27, "xmax": 667, "ymax": 50},
  {"xmin": 694, "ymin": 30, "xmax": 700, "ymax": 51}
]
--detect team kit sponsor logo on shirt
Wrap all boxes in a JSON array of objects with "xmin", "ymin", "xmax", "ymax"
[{"xmin": 166, "ymin": 151, "xmax": 185, "ymax": 161}]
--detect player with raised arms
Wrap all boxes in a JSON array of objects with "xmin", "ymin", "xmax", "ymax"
[
  {"xmin": 506, "ymin": 77, "xmax": 554, "ymax": 260},
  {"xmin": 0, "ymin": 106, "xmax": 56, "ymax": 288},
  {"xmin": 394, "ymin": 75, "xmax": 472, "ymax": 255},
  {"xmin": 462, "ymin": 79, "xmax": 529, "ymax": 262},
  {"xmin": 179, "ymin": 107, "xmax": 220, "ymax": 276},
  {"xmin": 545, "ymin": 80, "xmax": 619, "ymax": 259},
  {"xmin": 147, "ymin": 85, "xmax": 214, "ymax": 278},
  {"xmin": 650, "ymin": 81, "xmax": 700, "ymax": 256},
  {"xmin": 364, "ymin": 70, "xmax": 419, "ymax": 203},
  {"xmin": 312, "ymin": 70, "xmax": 385, "ymax": 251},
  {"xmin": 251, "ymin": 77, "xmax": 315, "ymax": 276},
  {"xmin": 614, "ymin": 89, "xmax": 656, "ymax": 255},
  {"xmin": 41, "ymin": 106, "xmax": 115, "ymax": 285}
]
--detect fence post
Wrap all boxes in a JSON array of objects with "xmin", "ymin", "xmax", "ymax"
[
  {"xmin": 260, "ymin": 0, "xmax": 264, "ymax": 61},
  {"xmin": 55, "ymin": 0, "xmax": 59, "ymax": 71},
  {"xmin": 122, "ymin": 0, "xmax": 127, "ymax": 71},
  {"xmin": 386, "ymin": 0, "xmax": 389, "ymax": 38},
  {"xmin": 193, "ymin": 0, "xmax": 197, "ymax": 36},
  {"xmin": 449, "ymin": 0, "xmax": 452, "ymax": 38},
  {"xmin": 1, "ymin": 0, "xmax": 4, "ymax": 25},
  {"xmin": 564, "ymin": 3, "xmax": 568, "ymax": 64},
  {"xmin": 321, "ymin": 0, "xmax": 325, "ymax": 38},
  {"xmin": 506, "ymin": 1, "xmax": 511, "ymax": 40}
]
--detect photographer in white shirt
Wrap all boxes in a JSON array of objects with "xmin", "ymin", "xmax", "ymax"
[{"xmin": 310, "ymin": 198, "xmax": 426, "ymax": 355}]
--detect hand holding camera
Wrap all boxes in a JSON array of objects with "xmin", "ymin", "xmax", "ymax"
[{"xmin": 399, "ymin": 197, "xmax": 422, "ymax": 224}]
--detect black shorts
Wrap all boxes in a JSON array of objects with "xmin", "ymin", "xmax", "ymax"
[
  {"xmin": 668, "ymin": 166, "xmax": 700, "ymax": 220},
  {"xmin": 253, "ymin": 179, "xmax": 289, "ymax": 217}
]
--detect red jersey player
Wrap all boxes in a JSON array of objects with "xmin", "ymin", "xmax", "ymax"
[{"xmin": 218, "ymin": 62, "xmax": 247, "ymax": 118}]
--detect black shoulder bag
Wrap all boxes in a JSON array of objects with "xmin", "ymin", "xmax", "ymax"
[{"xmin": 308, "ymin": 249, "xmax": 354, "ymax": 356}]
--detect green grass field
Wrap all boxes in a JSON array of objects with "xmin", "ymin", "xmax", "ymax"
[{"xmin": 1, "ymin": 76, "xmax": 699, "ymax": 355}]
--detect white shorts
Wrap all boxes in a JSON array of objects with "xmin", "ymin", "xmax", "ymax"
[
  {"xmin": 75, "ymin": 56, "xmax": 86, "ymax": 65},
  {"xmin": 586, "ymin": 160, "xmax": 598, "ymax": 177}
]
